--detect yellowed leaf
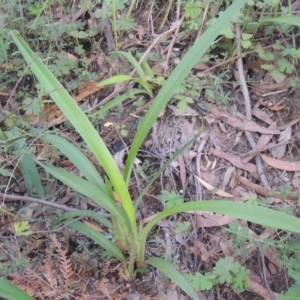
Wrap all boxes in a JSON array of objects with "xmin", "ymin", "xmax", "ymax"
[
  {"xmin": 196, "ymin": 176, "xmax": 233, "ymax": 197},
  {"xmin": 83, "ymin": 220, "xmax": 104, "ymax": 232}
]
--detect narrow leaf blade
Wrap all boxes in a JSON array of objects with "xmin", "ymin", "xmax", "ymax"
[
  {"xmin": 68, "ymin": 221, "xmax": 125, "ymax": 262},
  {"xmin": 11, "ymin": 32, "xmax": 136, "ymax": 232},
  {"xmin": 51, "ymin": 210, "xmax": 112, "ymax": 230},
  {"xmin": 97, "ymin": 74, "xmax": 133, "ymax": 87},
  {"xmin": 37, "ymin": 161, "xmax": 130, "ymax": 228},
  {"xmin": 147, "ymin": 257, "xmax": 198, "ymax": 300},
  {"xmin": 0, "ymin": 279, "xmax": 35, "ymax": 300},
  {"xmin": 124, "ymin": 0, "xmax": 248, "ymax": 183},
  {"xmin": 41, "ymin": 134, "xmax": 106, "ymax": 191}
]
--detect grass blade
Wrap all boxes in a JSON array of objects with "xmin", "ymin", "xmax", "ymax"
[
  {"xmin": 51, "ymin": 210, "xmax": 112, "ymax": 230},
  {"xmin": 41, "ymin": 134, "xmax": 106, "ymax": 191},
  {"xmin": 99, "ymin": 89, "xmax": 147, "ymax": 114},
  {"xmin": 147, "ymin": 257, "xmax": 198, "ymax": 300},
  {"xmin": 114, "ymin": 51, "xmax": 146, "ymax": 80},
  {"xmin": 11, "ymin": 32, "xmax": 136, "ymax": 232},
  {"xmin": 0, "ymin": 279, "xmax": 35, "ymax": 300},
  {"xmin": 37, "ymin": 162, "xmax": 130, "ymax": 227},
  {"xmin": 97, "ymin": 74, "xmax": 133, "ymax": 87},
  {"xmin": 259, "ymin": 16, "xmax": 300, "ymax": 26},
  {"xmin": 68, "ymin": 221, "xmax": 125, "ymax": 262},
  {"xmin": 139, "ymin": 200, "xmax": 300, "ymax": 261},
  {"xmin": 124, "ymin": 0, "xmax": 248, "ymax": 184}
]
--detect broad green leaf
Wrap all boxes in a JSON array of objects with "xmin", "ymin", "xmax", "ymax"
[
  {"xmin": 278, "ymin": 57, "xmax": 295, "ymax": 74},
  {"xmin": 242, "ymin": 33, "xmax": 253, "ymax": 40},
  {"xmin": 139, "ymin": 201, "xmax": 300, "ymax": 261},
  {"xmin": 51, "ymin": 210, "xmax": 112, "ymax": 230},
  {"xmin": 147, "ymin": 257, "xmax": 198, "ymax": 300},
  {"xmin": 158, "ymin": 190, "xmax": 184, "ymax": 209},
  {"xmin": 174, "ymin": 221, "xmax": 190, "ymax": 234},
  {"xmin": 40, "ymin": 134, "xmax": 106, "ymax": 192},
  {"xmin": 11, "ymin": 32, "xmax": 137, "ymax": 237},
  {"xmin": 97, "ymin": 74, "xmax": 133, "ymax": 87},
  {"xmin": 0, "ymin": 279, "xmax": 35, "ymax": 300},
  {"xmin": 212, "ymin": 257, "xmax": 240, "ymax": 284},
  {"xmin": 124, "ymin": 0, "xmax": 248, "ymax": 184},
  {"xmin": 68, "ymin": 221, "xmax": 125, "ymax": 262},
  {"xmin": 231, "ymin": 266, "xmax": 250, "ymax": 292},
  {"xmin": 270, "ymin": 69, "xmax": 286, "ymax": 82},
  {"xmin": 14, "ymin": 221, "xmax": 32, "ymax": 236},
  {"xmin": 184, "ymin": 272, "xmax": 216, "ymax": 291},
  {"xmin": 261, "ymin": 64, "xmax": 275, "ymax": 71},
  {"xmin": 256, "ymin": 48, "xmax": 275, "ymax": 61}
]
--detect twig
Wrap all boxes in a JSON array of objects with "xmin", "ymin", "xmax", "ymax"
[
  {"xmin": 195, "ymin": 136, "xmax": 208, "ymax": 201},
  {"xmin": 130, "ymin": 26, "xmax": 177, "ymax": 77},
  {"xmin": 164, "ymin": 15, "xmax": 184, "ymax": 72},
  {"xmin": 257, "ymin": 243, "xmax": 276, "ymax": 300},
  {"xmin": 235, "ymin": 23, "xmax": 269, "ymax": 188},
  {"xmin": 196, "ymin": 2, "xmax": 209, "ymax": 40},
  {"xmin": 0, "ymin": 193, "xmax": 76, "ymax": 212}
]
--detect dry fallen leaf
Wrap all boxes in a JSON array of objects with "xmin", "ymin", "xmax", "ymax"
[
  {"xmin": 248, "ymin": 273, "xmax": 274, "ymax": 300},
  {"xmin": 27, "ymin": 81, "xmax": 105, "ymax": 127},
  {"xmin": 221, "ymin": 166, "xmax": 234, "ymax": 189},
  {"xmin": 242, "ymin": 121, "xmax": 276, "ymax": 163},
  {"xmin": 200, "ymin": 169, "xmax": 219, "ymax": 187},
  {"xmin": 271, "ymin": 127, "xmax": 291, "ymax": 159},
  {"xmin": 177, "ymin": 154, "xmax": 186, "ymax": 189},
  {"xmin": 258, "ymin": 97, "xmax": 287, "ymax": 111},
  {"xmin": 261, "ymin": 153, "xmax": 300, "ymax": 172},
  {"xmin": 211, "ymin": 148, "xmax": 259, "ymax": 179},
  {"xmin": 137, "ymin": 25, "xmax": 145, "ymax": 40},
  {"xmin": 250, "ymin": 78, "xmax": 290, "ymax": 94},
  {"xmin": 208, "ymin": 105, "xmax": 281, "ymax": 135},
  {"xmin": 292, "ymin": 172, "xmax": 300, "ymax": 189},
  {"xmin": 196, "ymin": 176, "xmax": 233, "ymax": 197},
  {"xmin": 268, "ymin": 262, "xmax": 277, "ymax": 275},
  {"xmin": 83, "ymin": 220, "xmax": 104, "ymax": 232},
  {"xmin": 236, "ymin": 174, "xmax": 298, "ymax": 200},
  {"xmin": 196, "ymin": 212, "xmax": 236, "ymax": 227},
  {"xmin": 189, "ymin": 241, "xmax": 212, "ymax": 268},
  {"xmin": 252, "ymin": 107, "xmax": 274, "ymax": 125}
]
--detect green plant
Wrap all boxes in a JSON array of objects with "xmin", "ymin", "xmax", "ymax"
[
  {"xmin": 8, "ymin": 2, "xmax": 300, "ymax": 299},
  {"xmin": 97, "ymin": 50, "xmax": 162, "ymax": 97},
  {"xmin": 184, "ymin": 257, "xmax": 250, "ymax": 292},
  {"xmin": 0, "ymin": 279, "xmax": 34, "ymax": 300},
  {"xmin": 276, "ymin": 236, "xmax": 300, "ymax": 299}
]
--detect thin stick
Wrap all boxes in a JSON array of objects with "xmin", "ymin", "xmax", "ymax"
[
  {"xmin": 257, "ymin": 243, "xmax": 276, "ymax": 300},
  {"xmin": 0, "ymin": 193, "xmax": 76, "ymax": 212},
  {"xmin": 235, "ymin": 23, "xmax": 269, "ymax": 188}
]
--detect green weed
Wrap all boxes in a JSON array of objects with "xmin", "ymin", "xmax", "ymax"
[{"xmin": 2, "ymin": 0, "xmax": 300, "ymax": 299}]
